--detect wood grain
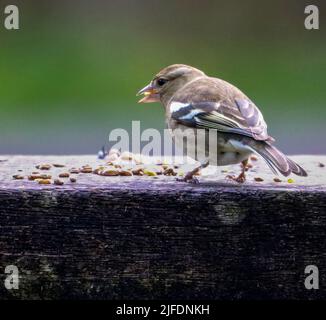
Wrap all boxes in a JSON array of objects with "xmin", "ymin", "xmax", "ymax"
[{"xmin": 0, "ymin": 155, "xmax": 325, "ymax": 299}]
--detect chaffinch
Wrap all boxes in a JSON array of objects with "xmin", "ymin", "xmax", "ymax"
[{"xmin": 137, "ymin": 64, "xmax": 307, "ymax": 183}]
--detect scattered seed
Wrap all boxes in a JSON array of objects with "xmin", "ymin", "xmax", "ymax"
[
  {"xmin": 80, "ymin": 166, "xmax": 93, "ymax": 173},
  {"xmin": 287, "ymin": 178, "xmax": 295, "ymax": 183},
  {"xmin": 132, "ymin": 167, "xmax": 144, "ymax": 176},
  {"xmin": 119, "ymin": 170, "xmax": 133, "ymax": 176},
  {"xmin": 143, "ymin": 169, "xmax": 157, "ymax": 176},
  {"xmin": 38, "ymin": 179, "xmax": 51, "ymax": 185},
  {"xmin": 69, "ymin": 168, "xmax": 80, "ymax": 174},
  {"xmin": 53, "ymin": 163, "xmax": 65, "ymax": 168},
  {"xmin": 13, "ymin": 174, "xmax": 24, "ymax": 180},
  {"xmin": 70, "ymin": 177, "xmax": 77, "ymax": 183},
  {"xmin": 18, "ymin": 169, "xmax": 23, "ymax": 172},
  {"xmin": 273, "ymin": 177, "xmax": 282, "ymax": 183},
  {"xmin": 54, "ymin": 179, "xmax": 64, "ymax": 186},
  {"xmin": 28, "ymin": 174, "xmax": 52, "ymax": 180},
  {"xmin": 93, "ymin": 166, "xmax": 105, "ymax": 175},
  {"xmin": 59, "ymin": 172, "xmax": 70, "ymax": 178},
  {"xmin": 100, "ymin": 167, "xmax": 120, "ymax": 176},
  {"xmin": 318, "ymin": 162, "xmax": 325, "ymax": 168},
  {"xmin": 250, "ymin": 155, "xmax": 258, "ymax": 161},
  {"xmin": 254, "ymin": 177, "xmax": 264, "ymax": 182},
  {"xmin": 36, "ymin": 164, "xmax": 51, "ymax": 170}
]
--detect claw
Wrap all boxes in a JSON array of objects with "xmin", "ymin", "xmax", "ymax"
[{"xmin": 226, "ymin": 173, "xmax": 246, "ymax": 184}]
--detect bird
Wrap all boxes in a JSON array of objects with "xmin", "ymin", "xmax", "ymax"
[{"xmin": 137, "ymin": 64, "xmax": 307, "ymax": 183}]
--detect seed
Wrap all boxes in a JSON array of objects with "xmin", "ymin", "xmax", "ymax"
[
  {"xmin": 69, "ymin": 168, "xmax": 80, "ymax": 174},
  {"xmin": 273, "ymin": 177, "xmax": 282, "ymax": 183},
  {"xmin": 221, "ymin": 169, "xmax": 228, "ymax": 173},
  {"xmin": 250, "ymin": 155, "xmax": 258, "ymax": 161},
  {"xmin": 287, "ymin": 178, "xmax": 295, "ymax": 183},
  {"xmin": 38, "ymin": 179, "xmax": 51, "ymax": 185},
  {"xmin": 143, "ymin": 169, "xmax": 157, "ymax": 176},
  {"xmin": 93, "ymin": 166, "xmax": 105, "ymax": 175},
  {"xmin": 28, "ymin": 174, "xmax": 52, "ymax": 180},
  {"xmin": 132, "ymin": 167, "xmax": 144, "ymax": 176},
  {"xmin": 54, "ymin": 179, "xmax": 64, "ymax": 186},
  {"xmin": 36, "ymin": 164, "xmax": 52, "ymax": 170},
  {"xmin": 70, "ymin": 177, "xmax": 77, "ymax": 183},
  {"xmin": 80, "ymin": 167, "xmax": 93, "ymax": 173},
  {"xmin": 100, "ymin": 167, "xmax": 120, "ymax": 176},
  {"xmin": 59, "ymin": 172, "xmax": 70, "ymax": 178},
  {"xmin": 119, "ymin": 170, "xmax": 133, "ymax": 176},
  {"xmin": 120, "ymin": 151, "xmax": 134, "ymax": 161},
  {"xmin": 254, "ymin": 177, "xmax": 264, "ymax": 182},
  {"xmin": 13, "ymin": 174, "xmax": 24, "ymax": 180},
  {"xmin": 53, "ymin": 163, "xmax": 65, "ymax": 168},
  {"xmin": 32, "ymin": 171, "xmax": 39, "ymax": 174},
  {"xmin": 318, "ymin": 162, "xmax": 325, "ymax": 168}
]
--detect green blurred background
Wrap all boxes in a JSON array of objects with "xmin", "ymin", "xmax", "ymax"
[{"xmin": 0, "ymin": 0, "xmax": 325, "ymax": 154}]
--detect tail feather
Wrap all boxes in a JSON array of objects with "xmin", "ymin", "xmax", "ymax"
[
  {"xmin": 286, "ymin": 157, "xmax": 308, "ymax": 177},
  {"xmin": 250, "ymin": 143, "xmax": 307, "ymax": 177}
]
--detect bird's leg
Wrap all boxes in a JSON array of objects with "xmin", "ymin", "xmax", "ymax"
[
  {"xmin": 177, "ymin": 160, "xmax": 209, "ymax": 184},
  {"xmin": 226, "ymin": 159, "xmax": 249, "ymax": 183}
]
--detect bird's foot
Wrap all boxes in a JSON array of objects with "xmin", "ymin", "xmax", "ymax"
[
  {"xmin": 176, "ymin": 174, "xmax": 199, "ymax": 184},
  {"xmin": 226, "ymin": 172, "xmax": 246, "ymax": 183}
]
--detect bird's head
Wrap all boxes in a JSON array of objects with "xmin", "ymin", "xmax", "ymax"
[{"xmin": 137, "ymin": 64, "xmax": 205, "ymax": 105}]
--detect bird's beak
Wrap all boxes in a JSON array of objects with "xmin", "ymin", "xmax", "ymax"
[{"xmin": 137, "ymin": 83, "xmax": 160, "ymax": 103}]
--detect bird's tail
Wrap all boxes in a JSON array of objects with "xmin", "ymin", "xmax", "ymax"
[{"xmin": 250, "ymin": 142, "xmax": 307, "ymax": 177}]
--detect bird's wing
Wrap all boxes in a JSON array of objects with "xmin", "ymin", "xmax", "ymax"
[{"xmin": 169, "ymin": 78, "xmax": 273, "ymax": 142}]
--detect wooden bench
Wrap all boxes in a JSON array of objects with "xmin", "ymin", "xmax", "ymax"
[{"xmin": 0, "ymin": 155, "xmax": 325, "ymax": 299}]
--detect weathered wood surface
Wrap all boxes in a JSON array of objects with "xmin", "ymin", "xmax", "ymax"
[{"xmin": 0, "ymin": 155, "xmax": 325, "ymax": 300}]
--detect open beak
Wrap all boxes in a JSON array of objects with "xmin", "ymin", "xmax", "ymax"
[{"xmin": 136, "ymin": 83, "xmax": 160, "ymax": 103}]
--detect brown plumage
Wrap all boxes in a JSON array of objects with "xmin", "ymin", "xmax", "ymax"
[{"xmin": 137, "ymin": 64, "xmax": 307, "ymax": 183}]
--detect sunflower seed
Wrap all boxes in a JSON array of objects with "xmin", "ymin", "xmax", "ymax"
[
  {"xmin": 54, "ymin": 179, "xmax": 64, "ymax": 186},
  {"xmin": 59, "ymin": 172, "xmax": 70, "ymax": 178}
]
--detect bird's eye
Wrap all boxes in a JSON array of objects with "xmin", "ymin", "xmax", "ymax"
[{"xmin": 157, "ymin": 78, "xmax": 168, "ymax": 86}]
